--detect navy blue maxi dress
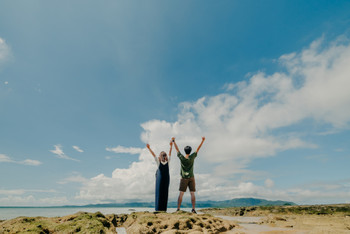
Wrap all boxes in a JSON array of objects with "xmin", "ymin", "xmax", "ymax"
[{"xmin": 155, "ymin": 161, "xmax": 170, "ymax": 211}]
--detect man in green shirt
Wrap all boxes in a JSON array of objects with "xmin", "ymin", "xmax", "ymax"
[{"xmin": 172, "ymin": 136, "xmax": 205, "ymax": 213}]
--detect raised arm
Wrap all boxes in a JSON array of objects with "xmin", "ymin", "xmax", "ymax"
[
  {"xmin": 196, "ymin": 137, "xmax": 205, "ymax": 153},
  {"xmin": 146, "ymin": 144, "xmax": 156, "ymax": 158},
  {"xmin": 172, "ymin": 137, "xmax": 180, "ymax": 153},
  {"xmin": 169, "ymin": 141, "xmax": 173, "ymax": 157}
]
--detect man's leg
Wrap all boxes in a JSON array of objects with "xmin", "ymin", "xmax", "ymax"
[
  {"xmin": 189, "ymin": 177, "xmax": 196, "ymax": 213},
  {"xmin": 177, "ymin": 191, "xmax": 184, "ymax": 210},
  {"xmin": 190, "ymin": 192, "xmax": 196, "ymax": 210}
]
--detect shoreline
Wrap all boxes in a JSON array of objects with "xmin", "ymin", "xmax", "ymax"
[
  {"xmin": 0, "ymin": 207, "xmax": 194, "ymax": 220},
  {"xmin": 202, "ymin": 204, "xmax": 350, "ymax": 234}
]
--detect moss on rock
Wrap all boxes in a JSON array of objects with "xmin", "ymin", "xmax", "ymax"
[{"xmin": 0, "ymin": 211, "xmax": 236, "ymax": 234}]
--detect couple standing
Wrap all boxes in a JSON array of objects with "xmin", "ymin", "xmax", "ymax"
[{"xmin": 146, "ymin": 137, "xmax": 205, "ymax": 213}]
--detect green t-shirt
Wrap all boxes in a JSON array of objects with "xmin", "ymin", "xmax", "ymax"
[{"xmin": 177, "ymin": 152, "xmax": 197, "ymax": 178}]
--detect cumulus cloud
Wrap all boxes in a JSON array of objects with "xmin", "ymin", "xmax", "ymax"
[
  {"xmin": 72, "ymin": 145, "xmax": 84, "ymax": 153},
  {"xmin": 0, "ymin": 154, "xmax": 42, "ymax": 166},
  {"xmin": 106, "ymin": 146, "xmax": 144, "ymax": 155},
  {"xmin": 77, "ymin": 35, "xmax": 350, "ymax": 204},
  {"xmin": 77, "ymin": 151, "xmax": 159, "ymax": 202},
  {"xmin": 50, "ymin": 145, "xmax": 79, "ymax": 162}
]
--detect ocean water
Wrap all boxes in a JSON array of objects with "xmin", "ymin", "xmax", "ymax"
[{"xmin": 0, "ymin": 207, "xmax": 193, "ymax": 220}]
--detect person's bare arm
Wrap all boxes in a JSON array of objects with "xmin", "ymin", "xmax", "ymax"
[
  {"xmin": 196, "ymin": 137, "xmax": 205, "ymax": 153},
  {"xmin": 169, "ymin": 141, "xmax": 173, "ymax": 157},
  {"xmin": 172, "ymin": 137, "xmax": 180, "ymax": 153},
  {"xmin": 146, "ymin": 144, "xmax": 156, "ymax": 158}
]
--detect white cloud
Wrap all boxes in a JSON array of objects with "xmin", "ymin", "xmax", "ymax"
[
  {"xmin": 0, "ymin": 154, "xmax": 12, "ymax": 163},
  {"xmin": 50, "ymin": 145, "xmax": 79, "ymax": 162},
  {"xmin": 0, "ymin": 189, "xmax": 68, "ymax": 206},
  {"xmin": 0, "ymin": 37, "xmax": 11, "ymax": 64},
  {"xmin": 0, "ymin": 195, "xmax": 69, "ymax": 206},
  {"xmin": 222, "ymin": 83, "xmax": 235, "ymax": 91},
  {"xmin": 58, "ymin": 172, "xmax": 88, "ymax": 185},
  {"xmin": 72, "ymin": 145, "xmax": 84, "ymax": 153},
  {"xmin": 19, "ymin": 159, "xmax": 42, "ymax": 166},
  {"xmin": 50, "ymin": 144, "xmax": 65, "ymax": 157},
  {"xmin": 106, "ymin": 145, "xmax": 144, "ymax": 155},
  {"xmin": 0, "ymin": 189, "xmax": 56, "ymax": 196},
  {"xmin": 203, "ymin": 181, "xmax": 350, "ymax": 205},
  {"xmin": 77, "ymin": 151, "xmax": 158, "ymax": 202},
  {"xmin": 78, "ymin": 35, "xmax": 350, "ymax": 204},
  {"xmin": 0, "ymin": 189, "xmax": 26, "ymax": 196},
  {"xmin": 0, "ymin": 154, "xmax": 42, "ymax": 166}
]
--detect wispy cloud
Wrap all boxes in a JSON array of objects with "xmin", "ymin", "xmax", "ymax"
[
  {"xmin": 72, "ymin": 145, "xmax": 84, "ymax": 153},
  {"xmin": 106, "ymin": 146, "xmax": 143, "ymax": 155},
  {"xmin": 0, "ymin": 154, "xmax": 42, "ymax": 166},
  {"xmin": 0, "ymin": 189, "xmax": 56, "ymax": 196},
  {"xmin": 0, "ymin": 194, "xmax": 69, "ymax": 206},
  {"xmin": 222, "ymin": 83, "xmax": 235, "ymax": 91},
  {"xmin": 58, "ymin": 172, "xmax": 88, "ymax": 185},
  {"xmin": 0, "ymin": 188, "xmax": 68, "ymax": 207},
  {"xmin": 20, "ymin": 159, "xmax": 42, "ymax": 166},
  {"xmin": 50, "ymin": 145, "xmax": 79, "ymax": 162},
  {"xmin": 0, "ymin": 154, "xmax": 12, "ymax": 163},
  {"xmin": 0, "ymin": 37, "xmax": 11, "ymax": 64}
]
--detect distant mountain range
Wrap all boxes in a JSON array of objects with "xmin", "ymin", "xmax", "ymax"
[
  {"xmin": 0, "ymin": 198, "xmax": 296, "ymax": 208},
  {"xmin": 60, "ymin": 198, "xmax": 296, "ymax": 208}
]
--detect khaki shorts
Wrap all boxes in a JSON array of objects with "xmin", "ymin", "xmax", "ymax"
[{"xmin": 179, "ymin": 177, "xmax": 196, "ymax": 192}]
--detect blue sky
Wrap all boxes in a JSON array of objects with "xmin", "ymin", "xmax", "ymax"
[{"xmin": 1, "ymin": 0, "xmax": 350, "ymax": 206}]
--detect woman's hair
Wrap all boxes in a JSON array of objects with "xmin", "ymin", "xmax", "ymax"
[
  {"xmin": 159, "ymin": 151, "xmax": 167, "ymax": 158},
  {"xmin": 159, "ymin": 151, "xmax": 168, "ymax": 162}
]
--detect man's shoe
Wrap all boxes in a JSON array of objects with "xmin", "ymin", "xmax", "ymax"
[{"xmin": 191, "ymin": 209, "xmax": 197, "ymax": 214}]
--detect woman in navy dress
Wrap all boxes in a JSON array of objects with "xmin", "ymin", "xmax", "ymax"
[{"xmin": 146, "ymin": 141, "xmax": 172, "ymax": 211}]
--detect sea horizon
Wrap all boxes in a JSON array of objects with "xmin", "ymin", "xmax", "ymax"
[{"xmin": 0, "ymin": 207, "xmax": 196, "ymax": 220}]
